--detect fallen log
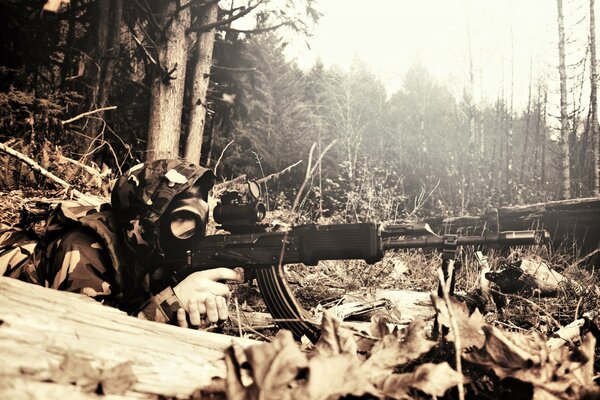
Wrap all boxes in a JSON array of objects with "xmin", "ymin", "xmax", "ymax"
[
  {"xmin": 426, "ymin": 197, "xmax": 600, "ymax": 254},
  {"xmin": 0, "ymin": 277, "xmax": 257, "ymax": 399}
]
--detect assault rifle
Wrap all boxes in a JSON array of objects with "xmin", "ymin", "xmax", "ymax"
[{"xmin": 168, "ymin": 182, "xmax": 549, "ymax": 341}]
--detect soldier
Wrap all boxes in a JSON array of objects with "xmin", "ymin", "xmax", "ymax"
[{"xmin": 0, "ymin": 159, "xmax": 240, "ymax": 329}]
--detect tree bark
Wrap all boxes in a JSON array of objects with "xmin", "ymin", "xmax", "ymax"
[
  {"xmin": 183, "ymin": 2, "xmax": 218, "ymax": 165},
  {"xmin": 557, "ymin": 0, "xmax": 571, "ymax": 199},
  {"xmin": 590, "ymin": 0, "xmax": 600, "ymax": 196},
  {"xmin": 0, "ymin": 277, "xmax": 256, "ymax": 399},
  {"xmin": 82, "ymin": 0, "xmax": 123, "ymax": 157},
  {"xmin": 146, "ymin": 1, "xmax": 192, "ymax": 161}
]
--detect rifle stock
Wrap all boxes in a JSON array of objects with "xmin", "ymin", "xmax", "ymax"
[{"xmin": 169, "ymin": 222, "xmax": 549, "ymax": 341}]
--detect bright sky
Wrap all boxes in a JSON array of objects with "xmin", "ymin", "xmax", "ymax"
[{"xmin": 284, "ymin": 0, "xmax": 593, "ymax": 111}]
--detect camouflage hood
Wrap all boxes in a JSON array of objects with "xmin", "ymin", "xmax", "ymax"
[{"xmin": 111, "ymin": 159, "xmax": 215, "ymax": 265}]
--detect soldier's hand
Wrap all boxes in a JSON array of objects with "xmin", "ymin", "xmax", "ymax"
[{"xmin": 173, "ymin": 268, "xmax": 241, "ymax": 329}]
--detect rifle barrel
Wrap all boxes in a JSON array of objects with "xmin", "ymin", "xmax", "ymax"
[{"xmin": 382, "ymin": 230, "xmax": 549, "ymax": 250}]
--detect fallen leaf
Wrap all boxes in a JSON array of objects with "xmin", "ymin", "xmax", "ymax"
[
  {"xmin": 464, "ymin": 325, "xmax": 541, "ymax": 378},
  {"xmin": 224, "ymin": 347, "xmax": 255, "ymax": 400},
  {"xmin": 314, "ymin": 310, "xmax": 357, "ymax": 356},
  {"xmin": 370, "ymin": 313, "xmax": 392, "ymax": 339},
  {"xmin": 292, "ymin": 354, "xmax": 378, "ymax": 400},
  {"xmin": 381, "ymin": 362, "xmax": 463, "ymax": 399},
  {"xmin": 364, "ymin": 319, "xmax": 435, "ymax": 380},
  {"xmin": 245, "ymin": 330, "xmax": 308, "ymax": 399},
  {"xmin": 432, "ymin": 295, "xmax": 485, "ymax": 350},
  {"xmin": 465, "ymin": 328, "xmax": 597, "ymax": 400}
]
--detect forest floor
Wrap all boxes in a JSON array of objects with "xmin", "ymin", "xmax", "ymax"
[{"xmin": 1, "ymin": 187, "xmax": 600, "ymax": 399}]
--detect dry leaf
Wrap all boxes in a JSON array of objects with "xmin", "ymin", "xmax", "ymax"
[
  {"xmin": 432, "ymin": 295, "xmax": 485, "ymax": 350},
  {"xmin": 381, "ymin": 362, "xmax": 463, "ymax": 399},
  {"xmin": 466, "ymin": 328, "xmax": 597, "ymax": 400},
  {"xmin": 364, "ymin": 319, "xmax": 435, "ymax": 379},
  {"xmin": 464, "ymin": 325, "xmax": 541, "ymax": 378},
  {"xmin": 245, "ymin": 331, "xmax": 308, "ymax": 399},
  {"xmin": 225, "ymin": 347, "xmax": 255, "ymax": 400},
  {"xmin": 370, "ymin": 313, "xmax": 392, "ymax": 338},
  {"xmin": 292, "ymin": 354, "xmax": 378, "ymax": 400},
  {"xmin": 314, "ymin": 310, "xmax": 357, "ymax": 356}
]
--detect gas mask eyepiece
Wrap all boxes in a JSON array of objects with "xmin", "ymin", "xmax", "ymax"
[
  {"xmin": 159, "ymin": 184, "xmax": 210, "ymax": 261},
  {"xmin": 169, "ymin": 206, "xmax": 203, "ymax": 239}
]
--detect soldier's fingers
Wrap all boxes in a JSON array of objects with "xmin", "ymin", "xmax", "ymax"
[
  {"xmin": 202, "ymin": 281, "xmax": 232, "ymax": 297},
  {"xmin": 188, "ymin": 299, "xmax": 201, "ymax": 326},
  {"xmin": 200, "ymin": 268, "xmax": 242, "ymax": 282},
  {"xmin": 205, "ymin": 294, "xmax": 219, "ymax": 323},
  {"xmin": 177, "ymin": 308, "xmax": 188, "ymax": 328},
  {"xmin": 216, "ymin": 296, "xmax": 228, "ymax": 321}
]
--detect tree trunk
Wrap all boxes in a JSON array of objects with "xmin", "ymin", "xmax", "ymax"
[
  {"xmin": 82, "ymin": 0, "xmax": 123, "ymax": 157},
  {"xmin": 0, "ymin": 277, "xmax": 256, "ymax": 399},
  {"xmin": 541, "ymin": 88, "xmax": 548, "ymax": 189},
  {"xmin": 557, "ymin": 0, "xmax": 571, "ymax": 199},
  {"xmin": 590, "ymin": 0, "xmax": 600, "ymax": 196},
  {"xmin": 520, "ymin": 58, "xmax": 533, "ymax": 183},
  {"xmin": 183, "ymin": 2, "xmax": 218, "ymax": 165},
  {"xmin": 146, "ymin": 1, "xmax": 191, "ymax": 161},
  {"xmin": 506, "ymin": 26, "xmax": 514, "ymax": 195}
]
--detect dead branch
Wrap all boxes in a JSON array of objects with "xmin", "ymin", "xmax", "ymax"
[
  {"xmin": 61, "ymin": 106, "xmax": 117, "ymax": 125},
  {"xmin": 212, "ymin": 160, "xmax": 303, "ymax": 194},
  {"xmin": 256, "ymin": 160, "xmax": 302, "ymax": 185},
  {"xmin": 0, "ymin": 141, "xmax": 105, "ymax": 206},
  {"xmin": 187, "ymin": 0, "xmax": 262, "ymax": 33},
  {"xmin": 213, "ymin": 174, "xmax": 248, "ymax": 192},
  {"xmin": 213, "ymin": 140, "xmax": 234, "ymax": 174},
  {"xmin": 290, "ymin": 140, "xmax": 336, "ymax": 217},
  {"xmin": 58, "ymin": 155, "xmax": 110, "ymax": 179}
]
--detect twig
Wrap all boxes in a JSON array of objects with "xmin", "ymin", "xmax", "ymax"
[
  {"xmin": 569, "ymin": 248, "xmax": 600, "ymax": 269},
  {"xmin": 437, "ymin": 262, "xmax": 465, "ymax": 400},
  {"xmin": 213, "ymin": 174, "xmax": 247, "ymax": 191},
  {"xmin": 213, "ymin": 140, "xmax": 234, "ymax": 174},
  {"xmin": 0, "ymin": 141, "xmax": 105, "ymax": 206},
  {"xmin": 59, "ymin": 155, "xmax": 110, "ymax": 179},
  {"xmin": 256, "ymin": 160, "xmax": 302, "ymax": 185},
  {"xmin": 61, "ymin": 106, "xmax": 117, "ymax": 125},
  {"xmin": 234, "ymin": 298, "xmax": 243, "ymax": 338},
  {"xmin": 290, "ymin": 140, "xmax": 336, "ymax": 218}
]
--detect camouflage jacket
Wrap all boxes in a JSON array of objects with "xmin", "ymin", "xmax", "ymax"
[{"xmin": 1, "ymin": 159, "xmax": 215, "ymax": 324}]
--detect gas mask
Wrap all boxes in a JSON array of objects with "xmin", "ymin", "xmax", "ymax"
[{"xmin": 159, "ymin": 184, "xmax": 209, "ymax": 260}]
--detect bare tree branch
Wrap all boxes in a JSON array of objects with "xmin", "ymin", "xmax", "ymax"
[
  {"xmin": 61, "ymin": 106, "xmax": 117, "ymax": 125},
  {"xmin": 0, "ymin": 141, "xmax": 105, "ymax": 206},
  {"xmin": 187, "ymin": 1, "xmax": 263, "ymax": 33}
]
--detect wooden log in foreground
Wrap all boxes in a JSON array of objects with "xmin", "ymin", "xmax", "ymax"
[{"xmin": 0, "ymin": 277, "xmax": 257, "ymax": 399}]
